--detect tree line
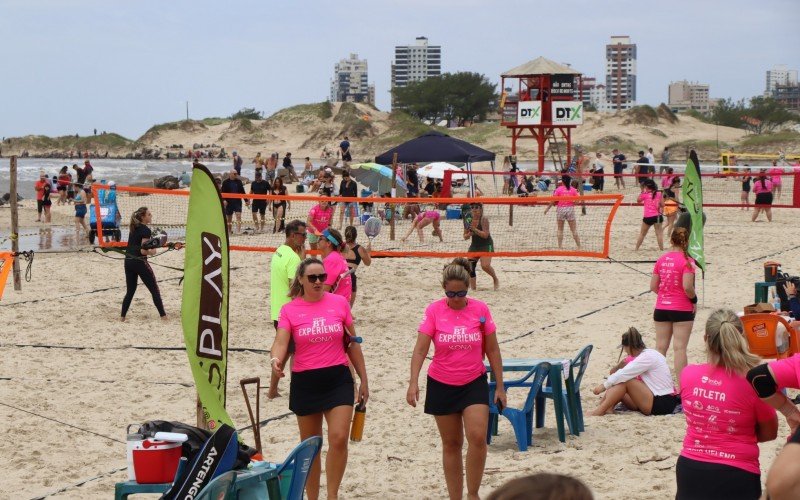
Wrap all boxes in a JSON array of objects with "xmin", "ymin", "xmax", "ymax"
[{"xmin": 392, "ymin": 72, "xmax": 497, "ymax": 126}]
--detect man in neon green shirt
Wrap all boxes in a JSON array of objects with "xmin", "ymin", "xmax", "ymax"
[{"xmin": 268, "ymin": 219, "xmax": 306, "ymax": 398}]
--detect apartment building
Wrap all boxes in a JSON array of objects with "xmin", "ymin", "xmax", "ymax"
[
  {"xmin": 330, "ymin": 53, "xmax": 374, "ymax": 104},
  {"xmin": 390, "ymin": 36, "xmax": 441, "ymax": 108},
  {"xmin": 605, "ymin": 35, "xmax": 637, "ymax": 110},
  {"xmin": 668, "ymin": 80, "xmax": 711, "ymax": 112}
]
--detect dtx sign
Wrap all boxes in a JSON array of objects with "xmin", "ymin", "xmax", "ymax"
[
  {"xmin": 552, "ymin": 101, "xmax": 583, "ymax": 125},
  {"xmin": 517, "ymin": 101, "xmax": 542, "ymax": 125}
]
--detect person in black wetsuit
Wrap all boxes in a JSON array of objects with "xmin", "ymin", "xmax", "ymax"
[
  {"xmin": 343, "ymin": 225, "xmax": 372, "ymax": 308},
  {"xmin": 121, "ymin": 207, "xmax": 167, "ymax": 321},
  {"xmin": 249, "ymin": 172, "xmax": 270, "ymax": 232}
]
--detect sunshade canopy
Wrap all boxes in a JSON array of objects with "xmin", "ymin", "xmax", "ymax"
[{"xmin": 374, "ymin": 131, "xmax": 496, "ymax": 165}]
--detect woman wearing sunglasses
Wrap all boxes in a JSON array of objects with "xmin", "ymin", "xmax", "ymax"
[
  {"xmin": 270, "ymin": 257, "xmax": 369, "ymax": 500},
  {"xmin": 407, "ymin": 257, "xmax": 506, "ymax": 500},
  {"xmin": 463, "ymin": 203, "xmax": 499, "ymax": 291},
  {"xmin": 317, "ymin": 228, "xmax": 353, "ymax": 303}
]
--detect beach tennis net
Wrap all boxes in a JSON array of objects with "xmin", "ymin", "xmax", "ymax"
[{"xmin": 93, "ymin": 185, "xmax": 624, "ymax": 258}]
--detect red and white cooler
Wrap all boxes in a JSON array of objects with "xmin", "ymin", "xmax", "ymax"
[{"xmin": 126, "ymin": 426, "xmax": 183, "ymax": 484}]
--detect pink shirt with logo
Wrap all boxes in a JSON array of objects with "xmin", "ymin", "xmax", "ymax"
[
  {"xmin": 680, "ymin": 364, "xmax": 776, "ymax": 474},
  {"xmin": 553, "ymin": 186, "xmax": 578, "ymax": 207},
  {"xmin": 323, "ymin": 251, "xmax": 352, "ymax": 301},
  {"xmin": 277, "ymin": 292, "xmax": 352, "ymax": 373},
  {"xmin": 418, "ymin": 298, "xmax": 496, "ymax": 386},
  {"xmin": 752, "ymin": 179, "xmax": 773, "ymax": 194},
  {"xmin": 308, "ymin": 204, "xmax": 333, "ymax": 233},
  {"xmin": 768, "ymin": 353, "xmax": 800, "ymax": 389},
  {"xmin": 653, "ymin": 251, "xmax": 695, "ymax": 311},
  {"xmin": 638, "ymin": 191, "xmax": 662, "ymax": 217}
]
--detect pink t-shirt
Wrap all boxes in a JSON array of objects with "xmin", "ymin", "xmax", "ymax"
[
  {"xmin": 768, "ymin": 354, "xmax": 800, "ymax": 389},
  {"xmin": 680, "ymin": 364, "xmax": 776, "ymax": 474},
  {"xmin": 553, "ymin": 186, "xmax": 578, "ymax": 207},
  {"xmin": 277, "ymin": 292, "xmax": 352, "ymax": 373},
  {"xmin": 661, "ymin": 175, "xmax": 676, "ymax": 189},
  {"xmin": 322, "ymin": 251, "xmax": 352, "ymax": 301},
  {"xmin": 653, "ymin": 251, "xmax": 695, "ymax": 311},
  {"xmin": 308, "ymin": 204, "xmax": 333, "ymax": 233},
  {"xmin": 769, "ymin": 168, "xmax": 783, "ymax": 185},
  {"xmin": 418, "ymin": 298, "xmax": 496, "ymax": 386},
  {"xmin": 638, "ymin": 191, "xmax": 662, "ymax": 217},
  {"xmin": 752, "ymin": 179, "xmax": 773, "ymax": 194}
]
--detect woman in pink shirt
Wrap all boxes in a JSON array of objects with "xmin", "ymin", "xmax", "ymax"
[
  {"xmin": 270, "ymin": 257, "xmax": 369, "ymax": 500},
  {"xmin": 543, "ymin": 178, "xmax": 581, "ymax": 249},
  {"xmin": 651, "ymin": 227, "xmax": 697, "ymax": 382},
  {"xmin": 635, "ymin": 179, "xmax": 664, "ymax": 251},
  {"xmin": 401, "ymin": 207, "xmax": 443, "ymax": 243},
  {"xmin": 769, "ymin": 160, "xmax": 783, "ymax": 200},
  {"xmin": 751, "ymin": 171, "xmax": 774, "ymax": 223},
  {"xmin": 677, "ymin": 309, "xmax": 777, "ymax": 500},
  {"xmin": 317, "ymin": 228, "xmax": 352, "ymax": 302},
  {"xmin": 407, "ymin": 258, "xmax": 506, "ymax": 500},
  {"xmin": 306, "ymin": 190, "xmax": 334, "ymax": 250}
]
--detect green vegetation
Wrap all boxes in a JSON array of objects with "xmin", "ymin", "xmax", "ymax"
[
  {"xmin": 623, "ymin": 105, "xmax": 659, "ymax": 126},
  {"xmin": 683, "ymin": 109, "xmax": 711, "ymax": 123},
  {"xmin": 588, "ymin": 135, "xmax": 643, "ymax": 153},
  {"xmin": 8, "ymin": 132, "xmax": 135, "ymax": 152},
  {"xmin": 656, "ymin": 103, "xmax": 679, "ymax": 124},
  {"xmin": 448, "ymin": 122, "xmax": 503, "ymax": 145},
  {"xmin": 229, "ymin": 107, "xmax": 264, "ymax": 120},
  {"xmin": 201, "ymin": 117, "xmax": 227, "ymax": 126},
  {"xmin": 650, "ymin": 129, "xmax": 667, "ymax": 138},
  {"xmin": 739, "ymin": 130, "xmax": 800, "ymax": 147},
  {"xmin": 319, "ymin": 101, "xmax": 333, "ymax": 119},
  {"xmin": 711, "ymin": 96, "xmax": 797, "ymax": 134},
  {"xmin": 392, "ymin": 72, "xmax": 497, "ymax": 125}
]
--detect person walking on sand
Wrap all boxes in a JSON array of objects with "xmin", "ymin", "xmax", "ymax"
[
  {"xmin": 740, "ymin": 166, "xmax": 752, "ymax": 211},
  {"xmin": 249, "ymin": 171, "xmax": 270, "ymax": 232},
  {"xmin": 337, "ymin": 170, "xmax": 358, "ymax": 229},
  {"xmin": 317, "ymin": 228, "xmax": 353, "ymax": 303},
  {"xmin": 651, "ymin": 227, "xmax": 697, "ymax": 384},
  {"xmin": 270, "ymin": 257, "xmax": 368, "ymax": 500},
  {"xmin": 634, "ymin": 179, "xmax": 664, "ymax": 251},
  {"xmin": 121, "ymin": 207, "xmax": 168, "ymax": 322},
  {"xmin": 232, "ymin": 151, "xmax": 243, "ymax": 175},
  {"xmin": 306, "ymin": 190, "xmax": 334, "ymax": 250},
  {"xmin": 339, "ymin": 136, "xmax": 352, "ymax": 168},
  {"xmin": 34, "ymin": 172, "xmax": 50, "ymax": 222},
  {"xmin": 57, "ymin": 166, "xmax": 70, "ymax": 205},
  {"xmin": 543, "ymin": 178, "xmax": 581, "ymax": 249},
  {"xmin": 407, "ymin": 258, "xmax": 506, "ymax": 500},
  {"xmin": 221, "ymin": 170, "xmax": 248, "ymax": 233},
  {"xmin": 267, "ymin": 220, "xmax": 307, "ymax": 399},
  {"xmin": 612, "ymin": 148, "xmax": 627, "ymax": 189},
  {"xmin": 271, "ymin": 177, "xmax": 289, "ymax": 234},
  {"xmin": 463, "ymin": 203, "xmax": 499, "ymax": 290},
  {"xmin": 73, "ymin": 182, "xmax": 90, "ymax": 236}
]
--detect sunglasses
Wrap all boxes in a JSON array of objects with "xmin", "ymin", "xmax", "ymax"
[
  {"xmin": 306, "ymin": 273, "xmax": 328, "ymax": 283},
  {"xmin": 445, "ymin": 290, "xmax": 468, "ymax": 298}
]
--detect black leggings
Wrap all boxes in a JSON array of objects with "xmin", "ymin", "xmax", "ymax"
[
  {"xmin": 675, "ymin": 456, "xmax": 761, "ymax": 499},
  {"xmin": 121, "ymin": 258, "xmax": 166, "ymax": 318}
]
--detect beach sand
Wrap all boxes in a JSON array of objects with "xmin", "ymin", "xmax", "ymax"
[{"xmin": 1, "ymin": 197, "xmax": 797, "ymax": 499}]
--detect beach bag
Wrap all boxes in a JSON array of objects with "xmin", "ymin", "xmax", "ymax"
[{"xmin": 138, "ymin": 420, "xmax": 254, "ymax": 470}]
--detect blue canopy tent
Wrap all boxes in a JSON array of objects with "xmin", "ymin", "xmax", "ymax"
[{"xmin": 374, "ymin": 131, "xmax": 497, "ymax": 196}]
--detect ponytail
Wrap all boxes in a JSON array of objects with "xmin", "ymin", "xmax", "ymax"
[
  {"xmin": 129, "ymin": 207, "xmax": 148, "ymax": 234},
  {"xmin": 705, "ymin": 309, "xmax": 761, "ymax": 374},
  {"xmin": 288, "ymin": 258, "xmax": 323, "ymax": 298},
  {"xmin": 443, "ymin": 257, "xmax": 471, "ymax": 287},
  {"xmin": 671, "ymin": 227, "xmax": 690, "ymax": 261}
]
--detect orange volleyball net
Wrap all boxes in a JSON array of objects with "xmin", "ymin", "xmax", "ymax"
[{"xmin": 92, "ymin": 185, "xmax": 624, "ymax": 258}]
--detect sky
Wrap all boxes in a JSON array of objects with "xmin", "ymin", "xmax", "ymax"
[{"xmin": 1, "ymin": 0, "xmax": 798, "ymax": 140}]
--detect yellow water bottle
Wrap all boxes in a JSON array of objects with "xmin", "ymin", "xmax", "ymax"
[{"xmin": 350, "ymin": 401, "xmax": 366, "ymax": 442}]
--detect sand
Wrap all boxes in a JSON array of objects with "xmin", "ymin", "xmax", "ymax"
[{"xmin": 1, "ymin": 193, "xmax": 798, "ymax": 499}]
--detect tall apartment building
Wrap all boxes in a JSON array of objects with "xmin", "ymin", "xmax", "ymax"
[
  {"xmin": 668, "ymin": 80, "xmax": 711, "ymax": 112},
  {"xmin": 390, "ymin": 36, "xmax": 441, "ymax": 109},
  {"xmin": 765, "ymin": 64, "xmax": 798, "ymax": 97},
  {"xmin": 330, "ymin": 53, "xmax": 374, "ymax": 104},
  {"xmin": 605, "ymin": 35, "xmax": 637, "ymax": 111}
]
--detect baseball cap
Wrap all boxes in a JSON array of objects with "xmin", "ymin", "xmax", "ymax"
[{"xmin": 108, "ymin": 181, "xmax": 116, "ymax": 187}]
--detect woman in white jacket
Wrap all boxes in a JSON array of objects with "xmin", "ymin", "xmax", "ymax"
[{"xmin": 590, "ymin": 327, "xmax": 681, "ymax": 416}]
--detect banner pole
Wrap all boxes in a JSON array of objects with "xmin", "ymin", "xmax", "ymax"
[
  {"xmin": 390, "ymin": 153, "xmax": 398, "ymax": 241},
  {"xmin": 9, "ymin": 156, "xmax": 22, "ymax": 291}
]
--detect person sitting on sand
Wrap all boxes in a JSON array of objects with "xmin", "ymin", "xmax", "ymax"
[
  {"xmin": 401, "ymin": 207, "xmax": 443, "ymax": 243},
  {"xmin": 590, "ymin": 327, "xmax": 680, "ymax": 416}
]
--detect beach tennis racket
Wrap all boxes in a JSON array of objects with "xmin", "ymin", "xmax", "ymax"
[
  {"xmin": 463, "ymin": 210, "xmax": 473, "ymax": 231},
  {"xmin": 364, "ymin": 216, "xmax": 382, "ymax": 243}
]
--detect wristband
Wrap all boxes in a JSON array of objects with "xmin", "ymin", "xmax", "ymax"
[
  {"xmin": 270, "ymin": 357, "xmax": 279, "ymax": 366},
  {"xmin": 689, "ymin": 296, "xmax": 698, "ymax": 304}
]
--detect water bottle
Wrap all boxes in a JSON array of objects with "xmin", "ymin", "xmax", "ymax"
[
  {"xmin": 772, "ymin": 290, "xmax": 781, "ymax": 312},
  {"xmin": 350, "ymin": 401, "xmax": 366, "ymax": 442},
  {"xmin": 776, "ymin": 323, "xmax": 789, "ymax": 356}
]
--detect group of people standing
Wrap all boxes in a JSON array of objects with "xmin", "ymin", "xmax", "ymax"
[{"xmin": 33, "ymin": 160, "xmax": 96, "ymax": 236}]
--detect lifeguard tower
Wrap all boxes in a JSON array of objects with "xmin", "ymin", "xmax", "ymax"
[{"xmin": 500, "ymin": 57, "xmax": 584, "ymax": 172}]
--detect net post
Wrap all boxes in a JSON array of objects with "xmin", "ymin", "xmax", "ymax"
[
  {"xmin": 508, "ymin": 204, "xmax": 514, "ymax": 226},
  {"xmin": 390, "ymin": 152, "xmax": 398, "ymax": 241},
  {"xmin": 793, "ymin": 170, "xmax": 800, "ymax": 208},
  {"xmin": 9, "ymin": 156, "xmax": 22, "ymax": 291}
]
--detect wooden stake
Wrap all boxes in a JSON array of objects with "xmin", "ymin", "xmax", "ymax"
[
  {"xmin": 389, "ymin": 152, "xmax": 398, "ymax": 240},
  {"xmin": 9, "ymin": 156, "xmax": 21, "ymax": 291}
]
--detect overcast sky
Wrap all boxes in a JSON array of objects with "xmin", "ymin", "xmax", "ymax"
[{"xmin": 1, "ymin": 0, "xmax": 798, "ymax": 139}]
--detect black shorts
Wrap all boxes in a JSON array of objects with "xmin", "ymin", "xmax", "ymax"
[
  {"xmin": 252, "ymin": 200, "xmax": 267, "ymax": 215},
  {"xmin": 613, "ymin": 165, "xmax": 623, "ymax": 177},
  {"xmin": 653, "ymin": 308, "xmax": 695, "ymax": 322},
  {"xmin": 424, "ymin": 373, "xmax": 489, "ymax": 415},
  {"xmin": 651, "ymin": 393, "xmax": 680, "ymax": 416},
  {"xmin": 289, "ymin": 365, "xmax": 354, "ymax": 416},
  {"xmin": 675, "ymin": 456, "xmax": 761, "ymax": 500},
  {"xmin": 754, "ymin": 192, "xmax": 773, "ymax": 205},
  {"xmin": 343, "ymin": 152, "xmax": 352, "ymax": 162},
  {"xmin": 643, "ymin": 215, "xmax": 663, "ymax": 226},
  {"xmin": 225, "ymin": 201, "xmax": 242, "ymax": 215},
  {"xmin": 37, "ymin": 200, "xmax": 44, "ymax": 213},
  {"xmin": 57, "ymin": 185, "xmax": 67, "ymax": 191}
]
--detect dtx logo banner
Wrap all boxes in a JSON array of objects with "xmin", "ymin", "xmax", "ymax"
[
  {"xmin": 517, "ymin": 101, "xmax": 542, "ymax": 125},
  {"xmin": 551, "ymin": 101, "xmax": 584, "ymax": 125}
]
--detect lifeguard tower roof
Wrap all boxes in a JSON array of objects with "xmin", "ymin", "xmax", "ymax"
[{"xmin": 502, "ymin": 56, "xmax": 581, "ymax": 77}]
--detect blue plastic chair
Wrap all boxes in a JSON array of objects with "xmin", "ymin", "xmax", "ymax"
[
  {"xmin": 487, "ymin": 362, "xmax": 551, "ymax": 451},
  {"xmin": 196, "ymin": 470, "xmax": 237, "ymax": 499},
  {"xmin": 537, "ymin": 345, "xmax": 593, "ymax": 435},
  {"xmin": 276, "ymin": 436, "xmax": 323, "ymax": 500}
]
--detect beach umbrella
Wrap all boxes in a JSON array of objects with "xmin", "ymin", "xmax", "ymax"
[
  {"xmin": 348, "ymin": 163, "xmax": 407, "ymax": 196},
  {"xmin": 418, "ymin": 162, "xmax": 467, "ymax": 180}
]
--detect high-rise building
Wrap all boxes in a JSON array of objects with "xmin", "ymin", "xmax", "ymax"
[
  {"xmin": 765, "ymin": 64, "xmax": 798, "ymax": 97},
  {"xmin": 605, "ymin": 35, "xmax": 637, "ymax": 111},
  {"xmin": 330, "ymin": 53, "xmax": 373, "ymax": 104},
  {"xmin": 668, "ymin": 80, "xmax": 711, "ymax": 112},
  {"xmin": 580, "ymin": 76, "xmax": 611, "ymax": 112},
  {"xmin": 391, "ymin": 36, "xmax": 441, "ymax": 109}
]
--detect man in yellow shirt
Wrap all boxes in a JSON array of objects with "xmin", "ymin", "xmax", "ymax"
[{"xmin": 268, "ymin": 219, "xmax": 307, "ymax": 398}]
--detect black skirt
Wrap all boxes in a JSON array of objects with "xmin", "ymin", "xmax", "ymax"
[
  {"xmin": 755, "ymin": 192, "xmax": 773, "ymax": 205},
  {"xmin": 290, "ymin": 364, "xmax": 354, "ymax": 416},
  {"xmin": 424, "ymin": 373, "xmax": 489, "ymax": 415}
]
